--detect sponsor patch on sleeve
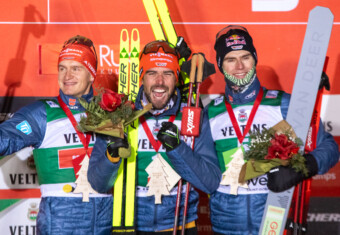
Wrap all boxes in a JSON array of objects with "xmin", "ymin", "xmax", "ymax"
[
  {"xmin": 46, "ymin": 101, "xmax": 60, "ymax": 108},
  {"xmin": 16, "ymin": 120, "xmax": 32, "ymax": 135},
  {"xmin": 214, "ymin": 96, "xmax": 224, "ymax": 106},
  {"xmin": 265, "ymin": 90, "xmax": 279, "ymax": 99}
]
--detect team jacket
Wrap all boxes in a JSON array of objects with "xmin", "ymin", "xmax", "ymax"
[
  {"xmin": 207, "ymin": 77, "xmax": 339, "ymax": 235},
  {"xmin": 87, "ymin": 85, "xmax": 221, "ymax": 232},
  {"xmin": 0, "ymin": 88, "xmax": 118, "ymax": 235}
]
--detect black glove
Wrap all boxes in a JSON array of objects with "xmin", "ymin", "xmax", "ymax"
[
  {"xmin": 267, "ymin": 154, "xmax": 318, "ymax": 192},
  {"xmin": 157, "ymin": 122, "xmax": 180, "ymax": 152},
  {"xmin": 176, "ymin": 36, "xmax": 191, "ymax": 60},
  {"xmin": 107, "ymin": 135, "xmax": 130, "ymax": 158}
]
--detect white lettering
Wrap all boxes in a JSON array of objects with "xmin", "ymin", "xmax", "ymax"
[
  {"xmin": 186, "ymin": 110, "xmax": 195, "ymax": 134},
  {"xmin": 165, "ymin": 130, "xmax": 176, "ymax": 136},
  {"xmin": 312, "ymin": 173, "xmax": 336, "ymax": 181},
  {"xmin": 308, "ymin": 213, "xmax": 340, "ymax": 222},
  {"xmin": 306, "ymin": 127, "xmax": 313, "ymax": 149},
  {"xmin": 99, "ymin": 45, "xmax": 119, "ymax": 67}
]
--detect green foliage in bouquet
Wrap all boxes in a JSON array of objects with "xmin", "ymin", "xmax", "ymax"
[
  {"xmin": 239, "ymin": 120, "xmax": 308, "ymax": 183},
  {"xmin": 77, "ymin": 88, "xmax": 152, "ymax": 138}
]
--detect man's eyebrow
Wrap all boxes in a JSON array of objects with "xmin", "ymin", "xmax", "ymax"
[
  {"xmin": 225, "ymin": 52, "xmax": 252, "ymax": 60},
  {"xmin": 241, "ymin": 53, "xmax": 252, "ymax": 58}
]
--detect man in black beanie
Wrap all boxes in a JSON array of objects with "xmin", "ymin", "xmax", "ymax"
[{"xmin": 204, "ymin": 25, "xmax": 339, "ymax": 234}]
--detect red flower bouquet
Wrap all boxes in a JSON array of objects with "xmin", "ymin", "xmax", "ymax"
[
  {"xmin": 77, "ymin": 88, "xmax": 151, "ymax": 138},
  {"xmin": 238, "ymin": 120, "xmax": 308, "ymax": 183}
]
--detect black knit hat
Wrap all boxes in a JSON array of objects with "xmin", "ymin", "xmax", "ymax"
[{"xmin": 214, "ymin": 25, "xmax": 257, "ymax": 73}]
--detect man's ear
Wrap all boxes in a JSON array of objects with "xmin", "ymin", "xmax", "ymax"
[{"xmin": 90, "ymin": 75, "xmax": 95, "ymax": 82}]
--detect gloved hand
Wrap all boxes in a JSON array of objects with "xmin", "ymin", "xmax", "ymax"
[
  {"xmin": 267, "ymin": 154, "xmax": 318, "ymax": 192},
  {"xmin": 106, "ymin": 135, "xmax": 131, "ymax": 160},
  {"xmin": 157, "ymin": 122, "xmax": 181, "ymax": 152},
  {"xmin": 176, "ymin": 36, "xmax": 191, "ymax": 60}
]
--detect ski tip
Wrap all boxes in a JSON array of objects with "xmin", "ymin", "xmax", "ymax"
[
  {"xmin": 131, "ymin": 28, "xmax": 140, "ymax": 42},
  {"xmin": 120, "ymin": 29, "xmax": 129, "ymax": 42},
  {"xmin": 311, "ymin": 6, "xmax": 334, "ymax": 20}
]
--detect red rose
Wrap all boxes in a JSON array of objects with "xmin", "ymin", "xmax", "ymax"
[
  {"xmin": 265, "ymin": 133, "xmax": 300, "ymax": 160},
  {"xmin": 99, "ymin": 89, "xmax": 124, "ymax": 112}
]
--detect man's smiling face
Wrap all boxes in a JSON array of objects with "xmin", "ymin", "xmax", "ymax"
[
  {"xmin": 58, "ymin": 60, "xmax": 94, "ymax": 98},
  {"xmin": 142, "ymin": 67, "xmax": 176, "ymax": 110}
]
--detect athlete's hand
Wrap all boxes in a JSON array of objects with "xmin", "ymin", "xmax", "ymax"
[
  {"xmin": 157, "ymin": 122, "xmax": 181, "ymax": 152},
  {"xmin": 106, "ymin": 135, "xmax": 131, "ymax": 160},
  {"xmin": 267, "ymin": 154, "xmax": 318, "ymax": 192},
  {"xmin": 176, "ymin": 36, "xmax": 191, "ymax": 60}
]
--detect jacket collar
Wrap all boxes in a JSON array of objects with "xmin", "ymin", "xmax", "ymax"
[
  {"xmin": 58, "ymin": 87, "xmax": 93, "ymax": 111},
  {"xmin": 225, "ymin": 76, "xmax": 261, "ymax": 105}
]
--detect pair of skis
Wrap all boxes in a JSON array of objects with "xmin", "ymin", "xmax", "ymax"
[
  {"xmin": 259, "ymin": 6, "xmax": 333, "ymax": 235},
  {"xmin": 113, "ymin": 28, "xmax": 140, "ymax": 234},
  {"xmin": 142, "ymin": 0, "xmax": 190, "ymax": 87}
]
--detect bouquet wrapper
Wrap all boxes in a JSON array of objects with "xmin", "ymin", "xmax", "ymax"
[
  {"xmin": 78, "ymin": 103, "xmax": 152, "ymax": 139},
  {"xmin": 271, "ymin": 120, "xmax": 297, "ymax": 139},
  {"xmin": 239, "ymin": 158, "xmax": 289, "ymax": 183},
  {"xmin": 79, "ymin": 119, "xmax": 125, "ymax": 138}
]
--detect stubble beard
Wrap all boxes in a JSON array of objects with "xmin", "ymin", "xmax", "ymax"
[{"xmin": 145, "ymin": 85, "xmax": 172, "ymax": 110}]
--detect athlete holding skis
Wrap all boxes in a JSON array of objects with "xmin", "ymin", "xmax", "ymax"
[
  {"xmin": 88, "ymin": 40, "xmax": 221, "ymax": 234},
  {"xmin": 208, "ymin": 25, "xmax": 339, "ymax": 235}
]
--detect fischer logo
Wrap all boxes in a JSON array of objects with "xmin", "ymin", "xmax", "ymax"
[
  {"xmin": 186, "ymin": 109, "xmax": 195, "ymax": 134},
  {"xmin": 252, "ymin": 0, "xmax": 299, "ymax": 12},
  {"xmin": 308, "ymin": 213, "xmax": 340, "ymax": 222}
]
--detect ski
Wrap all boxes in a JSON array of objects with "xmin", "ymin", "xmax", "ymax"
[
  {"xmin": 259, "ymin": 6, "xmax": 333, "ymax": 235},
  {"xmin": 286, "ymin": 71, "xmax": 329, "ymax": 234},
  {"xmin": 125, "ymin": 28, "xmax": 140, "ymax": 230},
  {"xmin": 143, "ymin": 0, "xmax": 166, "ymax": 41},
  {"xmin": 113, "ymin": 28, "xmax": 140, "ymax": 234},
  {"xmin": 113, "ymin": 28, "xmax": 130, "ymax": 231},
  {"xmin": 142, "ymin": 0, "xmax": 190, "ymax": 86}
]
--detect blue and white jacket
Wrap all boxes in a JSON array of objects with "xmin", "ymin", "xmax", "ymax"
[
  {"xmin": 207, "ymin": 76, "xmax": 339, "ymax": 235},
  {"xmin": 88, "ymin": 85, "xmax": 221, "ymax": 232},
  {"xmin": 0, "ymin": 88, "xmax": 117, "ymax": 235}
]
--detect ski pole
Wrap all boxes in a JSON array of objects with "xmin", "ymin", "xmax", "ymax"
[
  {"xmin": 173, "ymin": 176, "xmax": 182, "ymax": 234},
  {"xmin": 181, "ymin": 54, "xmax": 205, "ymax": 235},
  {"xmin": 172, "ymin": 54, "xmax": 198, "ymax": 235}
]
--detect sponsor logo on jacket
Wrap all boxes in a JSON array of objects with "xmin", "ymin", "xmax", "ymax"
[{"xmin": 16, "ymin": 121, "xmax": 32, "ymax": 135}]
